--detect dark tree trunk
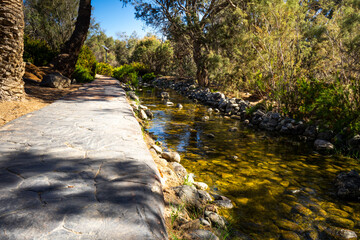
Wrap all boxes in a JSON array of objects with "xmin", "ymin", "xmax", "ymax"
[
  {"xmin": 193, "ymin": 41, "xmax": 209, "ymax": 87},
  {"xmin": 53, "ymin": 0, "xmax": 91, "ymax": 77},
  {"xmin": 0, "ymin": 0, "xmax": 25, "ymax": 101}
]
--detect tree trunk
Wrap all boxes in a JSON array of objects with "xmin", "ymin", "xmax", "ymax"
[
  {"xmin": 0, "ymin": 0, "xmax": 25, "ymax": 101},
  {"xmin": 193, "ymin": 41, "xmax": 209, "ymax": 87},
  {"xmin": 53, "ymin": 0, "xmax": 91, "ymax": 77}
]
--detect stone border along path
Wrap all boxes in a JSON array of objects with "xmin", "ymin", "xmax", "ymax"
[{"xmin": 0, "ymin": 76, "xmax": 167, "ymax": 240}]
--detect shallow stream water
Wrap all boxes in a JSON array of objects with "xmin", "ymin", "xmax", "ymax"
[{"xmin": 138, "ymin": 87, "xmax": 360, "ymax": 239}]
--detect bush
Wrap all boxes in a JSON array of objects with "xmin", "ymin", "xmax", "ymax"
[
  {"xmin": 142, "ymin": 72, "xmax": 156, "ymax": 82},
  {"xmin": 96, "ymin": 62, "xmax": 113, "ymax": 76},
  {"xmin": 112, "ymin": 62, "xmax": 149, "ymax": 86},
  {"xmin": 76, "ymin": 45, "xmax": 97, "ymax": 78},
  {"xmin": 72, "ymin": 65, "xmax": 95, "ymax": 83},
  {"xmin": 23, "ymin": 35, "xmax": 58, "ymax": 66}
]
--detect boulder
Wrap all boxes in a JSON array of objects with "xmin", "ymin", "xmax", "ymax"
[
  {"xmin": 314, "ymin": 139, "xmax": 334, "ymax": 152},
  {"xmin": 335, "ymin": 170, "xmax": 360, "ymax": 201},
  {"xmin": 169, "ymin": 162, "xmax": 188, "ymax": 179},
  {"xmin": 173, "ymin": 185, "xmax": 199, "ymax": 206},
  {"xmin": 162, "ymin": 152, "xmax": 181, "ymax": 163},
  {"xmin": 348, "ymin": 135, "xmax": 360, "ymax": 151},
  {"xmin": 40, "ymin": 72, "xmax": 71, "ymax": 89}
]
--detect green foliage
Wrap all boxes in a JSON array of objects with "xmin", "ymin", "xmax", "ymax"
[
  {"xmin": 170, "ymin": 204, "xmax": 184, "ymax": 225},
  {"xmin": 23, "ymin": 35, "xmax": 58, "ymax": 66},
  {"xmin": 182, "ymin": 175, "xmax": 194, "ymax": 187},
  {"xmin": 113, "ymin": 62, "xmax": 150, "ymax": 86},
  {"xmin": 72, "ymin": 65, "xmax": 94, "ymax": 83},
  {"xmin": 142, "ymin": 72, "xmax": 156, "ymax": 82},
  {"xmin": 96, "ymin": 62, "xmax": 113, "ymax": 76},
  {"xmin": 24, "ymin": 0, "xmax": 79, "ymax": 50},
  {"xmin": 76, "ymin": 45, "xmax": 97, "ymax": 78}
]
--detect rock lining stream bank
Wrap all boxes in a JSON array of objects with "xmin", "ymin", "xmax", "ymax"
[{"xmin": 121, "ymin": 79, "xmax": 360, "ymax": 240}]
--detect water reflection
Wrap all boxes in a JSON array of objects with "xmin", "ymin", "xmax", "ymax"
[{"xmin": 138, "ymin": 88, "xmax": 360, "ymax": 239}]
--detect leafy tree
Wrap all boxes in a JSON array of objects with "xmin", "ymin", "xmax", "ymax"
[
  {"xmin": 24, "ymin": 0, "xmax": 79, "ymax": 50},
  {"xmin": 131, "ymin": 0, "xmax": 236, "ymax": 86}
]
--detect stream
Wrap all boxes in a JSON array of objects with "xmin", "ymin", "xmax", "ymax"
[{"xmin": 137, "ymin": 87, "xmax": 360, "ymax": 239}]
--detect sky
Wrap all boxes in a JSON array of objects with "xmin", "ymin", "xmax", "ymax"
[{"xmin": 91, "ymin": 0, "xmax": 155, "ymax": 39}]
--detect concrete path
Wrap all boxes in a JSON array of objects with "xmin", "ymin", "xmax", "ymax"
[{"xmin": 0, "ymin": 76, "xmax": 167, "ymax": 240}]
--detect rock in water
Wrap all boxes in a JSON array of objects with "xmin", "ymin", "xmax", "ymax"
[
  {"xmin": 335, "ymin": 170, "xmax": 360, "ymax": 201},
  {"xmin": 161, "ymin": 152, "xmax": 181, "ymax": 162},
  {"xmin": 145, "ymin": 109, "xmax": 153, "ymax": 119},
  {"xmin": 139, "ymin": 110, "xmax": 148, "ymax": 120},
  {"xmin": 314, "ymin": 139, "xmax": 334, "ymax": 152},
  {"xmin": 160, "ymin": 92, "xmax": 170, "ymax": 99},
  {"xmin": 176, "ymin": 103, "xmax": 183, "ymax": 109},
  {"xmin": 40, "ymin": 72, "xmax": 71, "ymax": 89},
  {"xmin": 323, "ymin": 226, "xmax": 358, "ymax": 240}
]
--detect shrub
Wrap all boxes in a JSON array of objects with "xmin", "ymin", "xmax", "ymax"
[
  {"xmin": 112, "ymin": 62, "xmax": 149, "ymax": 86},
  {"xmin": 76, "ymin": 45, "xmax": 97, "ymax": 78},
  {"xmin": 142, "ymin": 72, "xmax": 156, "ymax": 82},
  {"xmin": 96, "ymin": 62, "xmax": 113, "ymax": 76},
  {"xmin": 72, "ymin": 65, "xmax": 95, "ymax": 83},
  {"xmin": 23, "ymin": 35, "xmax": 58, "ymax": 66}
]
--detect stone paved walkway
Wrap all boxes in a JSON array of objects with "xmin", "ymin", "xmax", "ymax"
[{"xmin": 0, "ymin": 76, "xmax": 167, "ymax": 240}]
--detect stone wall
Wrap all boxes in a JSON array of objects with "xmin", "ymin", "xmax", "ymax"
[{"xmin": 0, "ymin": 0, "xmax": 25, "ymax": 101}]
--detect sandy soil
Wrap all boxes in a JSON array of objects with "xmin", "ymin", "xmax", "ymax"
[{"xmin": 0, "ymin": 64, "xmax": 82, "ymax": 127}]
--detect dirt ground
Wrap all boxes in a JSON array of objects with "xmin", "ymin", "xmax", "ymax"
[{"xmin": 0, "ymin": 64, "xmax": 82, "ymax": 127}]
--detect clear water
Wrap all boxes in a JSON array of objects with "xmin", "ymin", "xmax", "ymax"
[{"xmin": 138, "ymin": 87, "xmax": 360, "ymax": 239}]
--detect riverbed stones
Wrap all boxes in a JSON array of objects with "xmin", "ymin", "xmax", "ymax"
[
  {"xmin": 40, "ymin": 72, "xmax": 71, "ymax": 89},
  {"xmin": 281, "ymin": 231, "xmax": 301, "ymax": 240},
  {"xmin": 162, "ymin": 151, "xmax": 181, "ymax": 163},
  {"xmin": 314, "ymin": 139, "xmax": 334, "ymax": 152},
  {"xmin": 276, "ymin": 219, "xmax": 302, "ymax": 231},
  {"xmin": 323, "ymin": 227, "xmax": 358, "ymax": 240},
  {"xmin": 176, "ymin": 103, "xmax": 183, "ymax": 109},
  {"xmin": 327, "ymin": 215, "xmax": 355, "ymax": 229},
  {"xmin": 187, "ymin": 229, "xmax": 219, "ymax": 240},
  {"xmin": 291, "ymin": 204, "xmax": 313, "ymax": 216},
  {"xmin": 335, "ymin": 170, "xmax": 360, "ymax": 201}
]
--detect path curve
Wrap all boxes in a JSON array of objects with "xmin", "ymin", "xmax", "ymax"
[{"xmin": 0, "ymin": 76, "xmax": 167, "ymax": 240}]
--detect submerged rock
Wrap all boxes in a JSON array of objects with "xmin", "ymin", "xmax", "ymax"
[
  {"xmin": 335, "ymin": 170, "xmax": 360, "ymax": 201},
  {"xmin": 323, "ymin": 226, "xmax": 358, "ymax": 240}
]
